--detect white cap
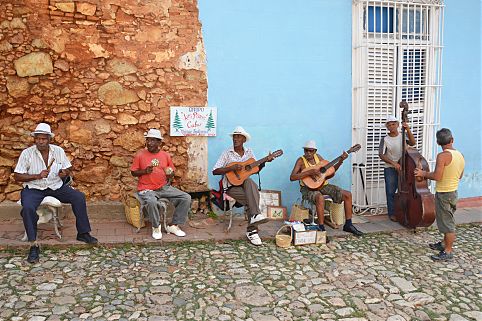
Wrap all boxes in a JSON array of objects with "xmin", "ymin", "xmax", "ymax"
[
  {"xmin": 31, "ymin": 123, "xmax": 54, "ymax": 137},
  {"xmin": 386, "ymin": 115, "xmax": 399, "ymax": 123},
  {"xmin": 229, "ymin": 126, "xmax": 251, "ymax": 141},
  {"xmin": 303, "ymin": 140, "xmax": 317, "ymax": 150},
  {"xmin": 144, "ymin": 128, "xmax": 163, "ymax": 140}
]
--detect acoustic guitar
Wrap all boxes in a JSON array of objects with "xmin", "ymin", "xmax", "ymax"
[
  {"xmin": 225, "ymin": 149, "xmax": 283, "ymax": 186},
  {"xmin": 301, "ymin": 144, "xmax": 361, "ymax": 189}
]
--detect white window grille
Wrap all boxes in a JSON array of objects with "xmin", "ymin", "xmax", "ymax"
[{"xmin": 352, "ymin": 0, "xmax": 444, "ymax": 215}]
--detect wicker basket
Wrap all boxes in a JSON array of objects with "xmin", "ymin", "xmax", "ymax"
[
  {"xmin": 275, "ymin": 225, "xmax": 293, "ymax": 248},
  {"xmin": 124, "ymin": 195, "xmax": 145, "ymax": 230},
  {"xmin": 329, "ymin": 201, "xmax": 345, "ymax": 226}
]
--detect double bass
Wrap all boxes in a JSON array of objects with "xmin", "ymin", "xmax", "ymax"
[{"xmin": 393, "ymin": 101, "xmax": 435, "ymax": 228}]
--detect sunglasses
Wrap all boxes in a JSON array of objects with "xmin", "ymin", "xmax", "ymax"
[{"xmin": 304, "ymin": 148, "xmax": 316, "ymax": 153}]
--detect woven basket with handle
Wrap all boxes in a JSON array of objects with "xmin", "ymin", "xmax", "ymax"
[{"xmin": 275, "ymin": 225, "xmax": 293, "ymax": 248}]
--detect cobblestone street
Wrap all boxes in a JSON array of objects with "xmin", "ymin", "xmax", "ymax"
[{"xmin": 1, "ymin": 225, "xmax": 481, "ymax": 321}]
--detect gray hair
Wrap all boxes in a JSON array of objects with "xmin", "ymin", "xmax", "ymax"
[{"xmin": 436, "ymin": 128, "xmax": 453, "ymax": 146}]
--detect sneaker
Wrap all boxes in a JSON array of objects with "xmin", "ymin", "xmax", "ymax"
[
  {"xmin": 76, "ymin": 232, "xmax": 98, "ymax": 244},
  {"xmin": 343, "ymin": 224, "xmax": 364, "ymax": 237},
  {"xmin": 152, "ymin": 227, "xmax": 162, "ymax": 240},
  {"xmin": 429, "ymin": 241, "xmax": 444, "ymax": 252},
  {"xmin": 27, "ymin": 245, "xmax": 40, "ymax": 264},
  {"xmin": 246, "ymin": 230, "xmax": 262, "ymax": 246},
  {"xmin": 431, "ymin": 250, "xmax": 453, "ymax": 261},
  {"xmin": 249, "ymin": 213, "xmax": 268, "ymax": 225},
  {"xmin": 165, "ymin": 225, "xmax": 186, "ymax": 237}
]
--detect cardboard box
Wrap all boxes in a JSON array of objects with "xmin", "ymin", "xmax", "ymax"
[
  {"xmin": 316, "ymin": 231, "xmax": 327, "ymax": 244},
  {"xmin": 293, "ymin": 230, "xmax": 317, "ymax": 245}
]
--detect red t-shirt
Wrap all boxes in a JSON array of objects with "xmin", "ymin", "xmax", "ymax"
[{"xmin": 130, "ymin": 149, "xmax": 175, "ymax": 191}]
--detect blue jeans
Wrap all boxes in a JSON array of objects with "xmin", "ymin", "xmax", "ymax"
[{"xmin": 384, "ymin": 167, "xmax": 399, "ymax": 217}]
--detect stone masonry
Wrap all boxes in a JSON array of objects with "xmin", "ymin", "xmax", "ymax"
[{"xmin": 0, "ymin": 0, "xmax": 208, "ymax": 202}]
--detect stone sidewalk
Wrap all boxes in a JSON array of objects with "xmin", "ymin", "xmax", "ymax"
[
  {"xmin": 0, "ymin": 225, "xmax": 481, "ymax": 321},
  {"xmin": 0, "ymin": 203, "xmax": 480, "ymax": 249}
]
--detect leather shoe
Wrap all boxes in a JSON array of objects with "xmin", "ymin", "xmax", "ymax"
[
  {"xmin": 27, "ymin": 245, "xmax": 40, "ymax": 264},
  {"xmin": 76, "ymin": 233, "xmax": 98, "ymax": 244},
  {"xmin": 343, "ymin": 224, "xmax": 364, "ymax": 237}
]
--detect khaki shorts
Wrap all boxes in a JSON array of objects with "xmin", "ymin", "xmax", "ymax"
[
  {"xmin": 300, "ymin": 183, "xmax": 343, "ymax": 204},
  {"xmin": 435, "ymin": 191, "xmax": 458, "ymax": 233}
]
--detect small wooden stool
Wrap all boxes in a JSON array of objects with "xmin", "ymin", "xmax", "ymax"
[{"xmin": 18, "ymin": 196, "xmax": 63, "ymax": 241}]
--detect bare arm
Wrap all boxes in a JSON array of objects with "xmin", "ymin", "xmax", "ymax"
[
  {"xmin": 290, "ymin": 158, "xmax": 318, "ymax": 181},
  {"xmin": 14, "ymin": 171, "xmax": 48, "ymax": 182},
  {"xmin": 333, "ymin": 152, "xmax": 348, "ymax": 172},
  {"xmin": 212, "ymin": 163, "xmax": 242, "ymax": 176},
  {"xmin": 414, "ymin": 151, "xmax": 451, "ymax": 181},
  {"xmin": 403, "ymin": 122, "xmax": 416, "ymax": 146},
  {"xmin": 131, "ymin": 166, "xmax": 153, "ymax": 177}
]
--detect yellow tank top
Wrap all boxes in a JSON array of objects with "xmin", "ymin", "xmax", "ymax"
[
  {"xmin": 299, "ymin": 154, "xmax": 328, "ymax": 188},
  {"xmin": 436, "ymin": 149, "xmax": 465, "ymax": 193}
]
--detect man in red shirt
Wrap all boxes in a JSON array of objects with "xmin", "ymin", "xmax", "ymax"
[{"xmin": 131, "ymin": 129, "xmax": 191, "ymax": 240}]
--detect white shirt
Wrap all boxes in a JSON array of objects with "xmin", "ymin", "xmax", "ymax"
[
  {"xmin": 379, "ymin": 133, "xmax": 405, "ymax": 168},
  {"xmin": 213, "ymin": 147, "xmax": 256, "ymax": 188},
  {"xmin": 14, "ymin": 144, "xmax": 72, "ymax": 190}
]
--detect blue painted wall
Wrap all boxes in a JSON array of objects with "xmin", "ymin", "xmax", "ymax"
[
  {"xmin": 198, "ymin": 0, "xmax": 352, "ymax": 209},
  {"xmin": 442, "ymin": 0, "xmax": 482, "ymax": 197},
  {"xmin": 198, "ymin": 0, "xmax": 482, "ymax": 210}
]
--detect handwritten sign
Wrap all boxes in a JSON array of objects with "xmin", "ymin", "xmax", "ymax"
[{"xmin": 170, "ymin": 107, "xmax": 217, "ymax": 137}]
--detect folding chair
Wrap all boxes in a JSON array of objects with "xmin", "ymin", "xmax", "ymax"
[
  {"xmin": 301, "ymin": 194, "xmax": 341, "ymax": 227},
  {"xmin": 210, "ymin": 179, "xmax": 247, "ymax": 233},
  {"xmin": 133, "ymin": 193, "xmax": 170, "ymax": 232}
]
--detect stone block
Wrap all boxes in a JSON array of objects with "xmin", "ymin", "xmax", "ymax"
[{"xmin": 14, "ymin": 52, "xmax": 53, "ymax": 77}]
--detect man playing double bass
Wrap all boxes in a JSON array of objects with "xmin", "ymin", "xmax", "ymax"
[
  {"xmin": 212, "ymin": 126, "xmax": 275, "ymax": 246},
  {"xmin": 415, "ymin": 128, "xmax": 465, "ymax": 261}
]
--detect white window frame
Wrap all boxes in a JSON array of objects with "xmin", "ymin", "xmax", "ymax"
[{"xmin": 352, "ymin": 0, "xmax": 444, "ymax": 215}]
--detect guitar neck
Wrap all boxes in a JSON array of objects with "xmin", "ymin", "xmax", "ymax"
[
  {"xmin": 321, "ymin": 156, "xmax": 342, "ymax": 173},
  {"xmin": 320, "ymin": 151, "xmax": 355, "ymax": 173},
  {"xmin": 249, "ymin": 155, "xmax": 270, "ymax": 168}
]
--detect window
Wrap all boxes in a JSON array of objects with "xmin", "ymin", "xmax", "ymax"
[{"xmin": 352, "ymin": 0, "xmax": 444, "ymax": 214}]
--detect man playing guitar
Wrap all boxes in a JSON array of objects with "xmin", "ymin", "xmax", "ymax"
[
  {"xmin": 213, "ymin": 126, "xmax": 275, "ymax": 246},
  {"xmin": 289, "ymin": 140, "xmax": 363, "ymax": 236}
]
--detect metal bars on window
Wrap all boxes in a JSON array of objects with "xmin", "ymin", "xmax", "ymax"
[{"xmin": 352, "ymin": 0, "xmax": 444, "ymax": 215}]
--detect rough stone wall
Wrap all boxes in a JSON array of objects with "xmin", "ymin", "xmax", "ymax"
[{"xmin": 0, "ymin": 0, "xmax": 208, "ymax": 202}]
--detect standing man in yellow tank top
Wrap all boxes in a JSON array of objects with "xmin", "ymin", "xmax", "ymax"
[
  {"xmin": 290, "ymin": 140, "xmax": 363, "ymax": 236},
  {"xmin": 415, "ymin": 128, "xmax": 465, "ymax": 261}
]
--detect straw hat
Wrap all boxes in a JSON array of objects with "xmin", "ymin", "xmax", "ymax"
[
  {"xmin": 385, "ymin": 115, "xmax": 399, "ymax": 123},
  {"xmin": 144, "ymin": 128, "xmax": 163, "ymax": 140},
  {"xmin": 303, "ymin": 140, "xmax": 317, "ymax": 150},
  {"xmin": 229, "ymin": 126, "xmax": 251, "ymax": 141},
  {"xmin": 31, "ymin": 123, "xmax": 54, "ymax": 137}
]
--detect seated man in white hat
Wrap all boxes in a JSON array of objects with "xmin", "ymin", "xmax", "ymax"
[
  {"xmin": 378, "ymin": 107, "xmax": 416, "ymax": 221},
  {"xmin": 289, "ymin": 140, "xmax": 363, "ymax": 236},
  {"xmin": 130, "ymin": 128, "xmax": 191, "ymax": 240},
  {"xmin": 212, "ymin": 126, "xmax": 274, "ymax": 246},
  {"xmin": 14, "ymin": 123, "xmax": 98, "ymax": 264}
]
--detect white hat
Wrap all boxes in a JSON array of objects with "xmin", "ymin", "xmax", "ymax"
[
  {"xmin": 386, "ymin": 115, "xmax": 399, "ymax": 123},
  {"xmin": 144, "ymin": 128, "xmax": 163, "ymax": 140},
  {"xmin": 229, "ymin": 126, "xmax": 250, "ymax": 141},
  {"xmin": 31, "ymin": 123, "xmax": 54, "ymax": 137},
  {"xmin": 303, "ymin": 140, "xmax": 317, "ymax": 150}
]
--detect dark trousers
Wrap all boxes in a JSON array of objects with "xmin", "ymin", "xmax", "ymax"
[
  {"xmin": 20, "ymin": 185, "xmax": 92, "ymax": 241},
  {"xmin": 384, "ymin": 167, "xmax": 398, "ymax": 217}
]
